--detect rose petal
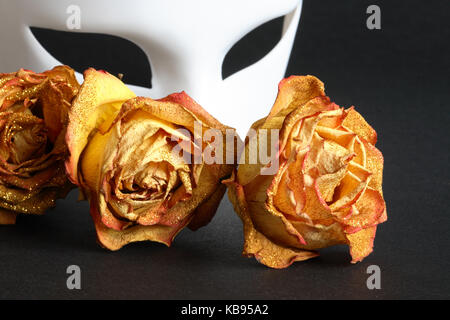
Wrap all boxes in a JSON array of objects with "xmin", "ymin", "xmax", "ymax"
[
  {"xmin": 188, "ymin": 183, "xmax": 227, "ymax": 230},
  {"xmin": 65, "ymin": 68, "xmax": 136, "ymax": 185},
  {"xmin": 267, "ymin": 75, "xmax": 325, "ymax": 120},
  {"xmin": 40, "ymin": 66, "xmax": 80, "ymax": 142},
  {"xmin": 291, "ymin": 220, "xmax": 347, "ymax": 250},
  {"xmin": 90, "ymin": 199, "xmax": 191, "ymax": 251},
  {"xmin": 341, "ymin": 107, "xmax": 377, "ymax": 145},
  {"xmin": 337, "ymin": 187, "xmax": 385, "ymax": 232},
  {"xmin": 347, "ymin": 226, "xmax": 377, "ymax": 263},
  {"xmin": 0, "ymin": 188, "xmax": 60, "ymax": 214},
  {"xmin": 225, "ymin": 174, "xmax": 318, "ymax": 269},
  {"xmin": 363, "ymin": 139, "xmax": 384, "ymax": 194}
]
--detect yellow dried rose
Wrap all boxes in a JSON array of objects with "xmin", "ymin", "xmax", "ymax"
[
  {"xmin": 65, "ymin": 68, "xmax": 235, "ymax": 250},
  {"xmin": 226, "ymin": 75, "xmax": 387, "ymax": 268},
  {"xmin": 0, "ymin": 66, "xmax": 79, "ymax": 224}
]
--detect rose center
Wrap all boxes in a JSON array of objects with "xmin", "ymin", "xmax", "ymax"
[
  {"xmin": 9, "ymin": 123, "xmax": 48, "ymax": 164},
  {"xmin": 118, "ymin": 161, "xmax": 180, "ymax": 201}
]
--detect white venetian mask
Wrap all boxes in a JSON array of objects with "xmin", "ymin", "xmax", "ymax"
[{"xmin": 0, "ymin": 0, "xmax": 302, "ymax": 137}]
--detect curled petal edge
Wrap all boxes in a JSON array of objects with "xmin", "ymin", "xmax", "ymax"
[
  {"xmin": 224, "ymin": 173, "xmax": 318, "ymax": 269},
  {"xmin": 90, "ymin": 198, "xmax": 191, "ymax": 251}
]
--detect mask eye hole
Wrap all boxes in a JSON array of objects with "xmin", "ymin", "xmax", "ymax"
[
  {"xmin": 222, "ymin": 16, "xmax": 284, "ymax": 80},
  {"xmin": 30, "ymin": 27, "xmax": 153, "ymax": 88}
]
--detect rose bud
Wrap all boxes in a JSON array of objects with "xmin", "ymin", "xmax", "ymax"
[
  {"xmin": 66, "ymin": 69, "xmax": 235, "ymax": 250},
  {"xmin": 0, "ymin": 66, "xmax": 79, "ymax": 224},
  {"xmin": 225, "ymin": 75, "xmax": 387, "ymax": 268}
]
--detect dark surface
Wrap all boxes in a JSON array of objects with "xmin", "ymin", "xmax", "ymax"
[{"xmin": 1, "ymin": 0, "xmax": 449, "ymax": 299}]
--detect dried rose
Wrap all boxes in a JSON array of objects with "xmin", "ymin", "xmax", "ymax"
[
  {"xmin": 0, "ymin": 66, "xmax": 79, "ymax": 224},
  {"xmin": 226, "ymin": 75, "xmax": 387, "ymax": 268},
  {"xmin": 65, "ymin": 69, "xmax": 235, "ymax": 250}
]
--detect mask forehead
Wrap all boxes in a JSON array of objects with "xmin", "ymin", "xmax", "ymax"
[{"xmin": 0, "ymin": 0, "xmax": 303, "ymax": 137}]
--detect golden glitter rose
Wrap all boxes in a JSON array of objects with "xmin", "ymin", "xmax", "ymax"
[
  {"xmin": 0, "ymin": 66, "xmax": 79, "ymax": 224},
  {"xmin": 225, "ymin": 75, "xmax": 387, "ymax": 268},
  {"xmin": 65, "ymin": 69, "xmax": 235, "ymax": 250}
]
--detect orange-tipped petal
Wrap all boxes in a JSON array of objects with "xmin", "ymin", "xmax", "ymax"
[
  {"xmin": 342, "ymin": 107, "xmax": 377, "ymax": 145},
  {"xmin": 225, "ymin": 173, "xmax": 318, "ymax": 268},
  {"xmin": 267, "ymin": 75, "xmax": 325, "ymax": 119},
  {"xmin": 90, "ymin": 200, "xmax": 190, "ymax": 250},
  {"xmin": 347, "ymin": 226, "xmax": 377, "ymax": 263},
  {"xmin": 338, "ymin": 187, "xmax": 385, "ymax": 233}
]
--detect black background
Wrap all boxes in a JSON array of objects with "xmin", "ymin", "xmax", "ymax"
[{"xmin": 0, "ymin": 0, "xmax": 449, "ymax": 299}]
